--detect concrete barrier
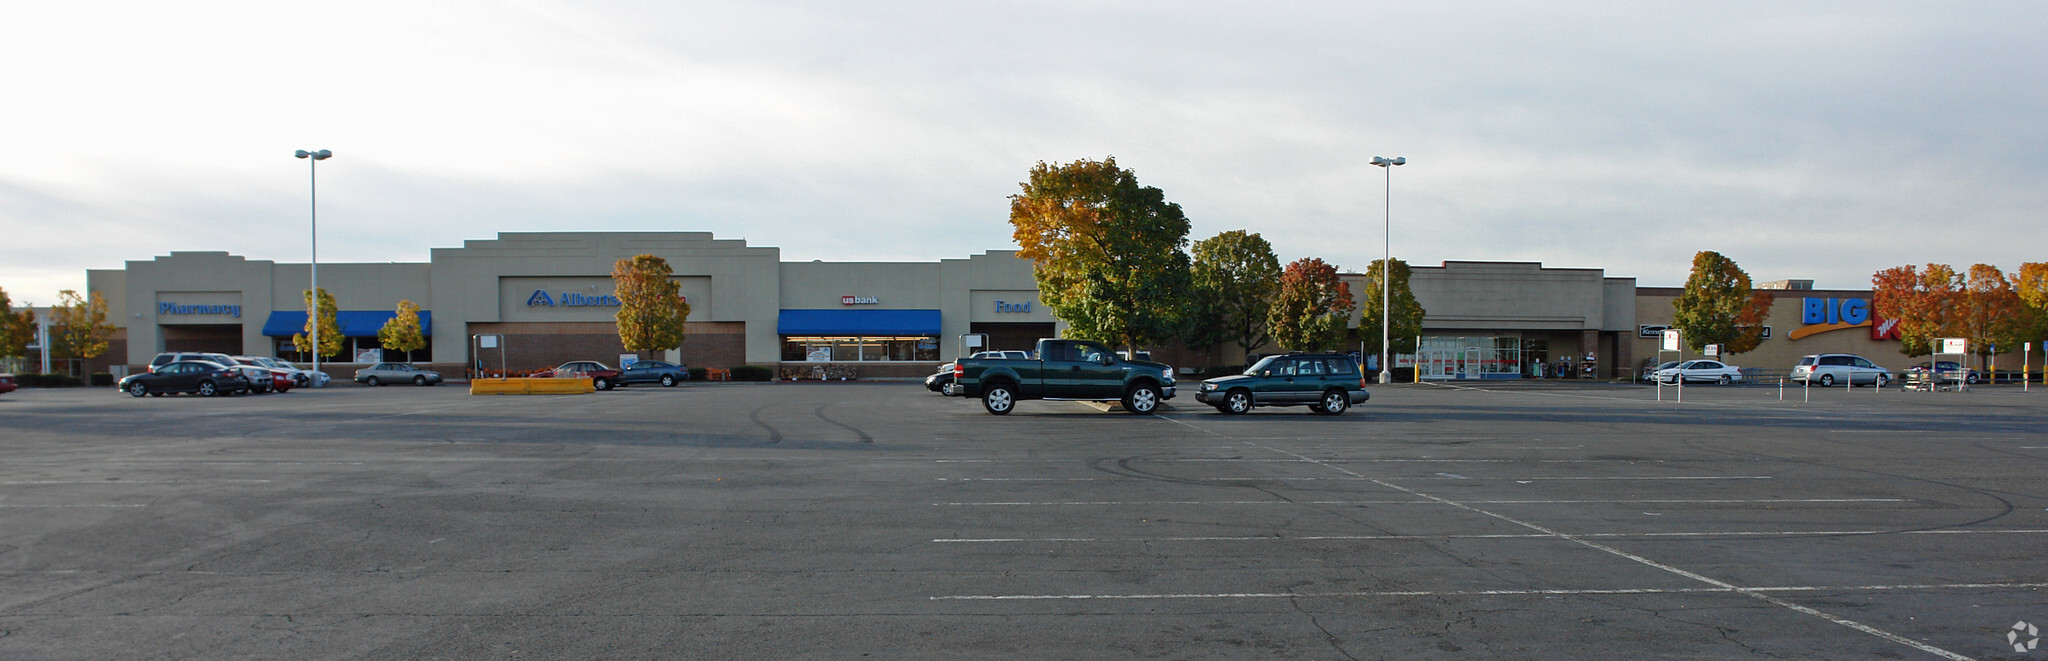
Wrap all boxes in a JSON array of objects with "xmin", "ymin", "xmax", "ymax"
[{"xmin": 469, "ymin": 377, "xmax": 595, "ymax": 395}]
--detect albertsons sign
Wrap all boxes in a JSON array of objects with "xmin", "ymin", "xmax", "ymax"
[{"xmin": 526, "ymin": 290, "xmax": 622, "ymax": 307}]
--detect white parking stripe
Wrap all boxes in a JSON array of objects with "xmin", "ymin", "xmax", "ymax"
[
  {"xmin": 934, "ymin": 498, "xmax": 1908, "ymax": 507},
  {"xmin": 1153, "ymin": 415, "xmax": 1977, "ymax": 661},
  {"xmin": 935, "ymin": 529, "xmax": 2048, "ymax": 543},
  {"xmin": 936, "ymin": 476, "xmax": 1771, "ymax": 481},
  {"xmin": 933, "ymin": 581, "xmax": 2048, "ymax": 601}
]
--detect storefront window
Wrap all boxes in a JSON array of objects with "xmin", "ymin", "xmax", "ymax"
[
  {"xmin": 1419, "ymin": 335, "xmax": 1523, "ymax": 380},
  {"xmin": 779, "ymin": 336, "xmax": 939, "ymax": 362}
]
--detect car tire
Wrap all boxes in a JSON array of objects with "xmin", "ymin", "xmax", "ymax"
[
  {"xmin": 594, "ymin": 377, "xmax": 612, "ymax": 391},
  {"xmin": 1123, "ymin": 383, "xmax": 1160, "ymax": 415},
  {"xmin": 366, "ymin": 376, "xmax": 380, "ymax": 387},
  {"xmin": 982, "ymin": 383, "xmax": 1016, "ymax": 415},
  {"xmin": 1875, "ymin": 374, "xmax": 1888, "ymax": 388},
  {"xmin": 1818, "ymin": 374, "xmax": 1835, "ymax": 387},
  {"xmin": 1318, "ymin": 390, "xmax": 1348, "ymax": 415},
  {"xmin": 1966, "ymin": 373, "xmax": 1979, "ymax": 385},
  {"xmin": 413, "ymin": 375, "xmax": 428, "ymax": 386},
  {"xmin": 661, "ymin": 374, "xmax": 677, "ymax": 387},
  {"xmin": 127, "ymin": 382, "xmax": 148, "ymax": 397},
  {"xmin": 1718, "ymin": 375, "xmax": 1732, "ymax": 385},
  {"xmin": 1223, "ymin": 389, "xmax": 1252, "ymax": 415},
  {"xmin": 198, "ymin": 380, "xmax": 218, "ymax": 397}
]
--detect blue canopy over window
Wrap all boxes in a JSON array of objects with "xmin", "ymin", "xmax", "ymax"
[
  {"xmin": 261, "ymin": 310, "xmax": 433, "ymax": 337},
  {"xmin": 777, "ymin": 309, "xmax": 941, "ymax": 336}
]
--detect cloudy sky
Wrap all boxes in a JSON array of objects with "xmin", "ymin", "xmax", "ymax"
[{"xmin": 4, "ymin": 1, "xmax": 2043, "ymax": 305}]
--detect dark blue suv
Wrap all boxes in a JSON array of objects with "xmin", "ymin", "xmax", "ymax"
[{"xmin": 1196, "ymin": 353, "xmax": 1369, "ymax": 415}]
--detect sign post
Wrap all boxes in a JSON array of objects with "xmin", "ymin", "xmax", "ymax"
[
  {"xmin": 1658, "ymin": 329, "xmax": 1682, "ymax": 402},
  {"xmin": 1936, "ymin": 338, "xmax": 1968, "ymax": 392}
]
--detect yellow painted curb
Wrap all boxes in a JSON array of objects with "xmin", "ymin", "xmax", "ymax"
[{"xmin": 469, "ymin": 378, "xmax": 595, "ymax": 395}]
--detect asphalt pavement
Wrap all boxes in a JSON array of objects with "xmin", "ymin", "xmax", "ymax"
[{"xmin": 1, "ymin": 380, "xmax": 2044, "ymax": 659}]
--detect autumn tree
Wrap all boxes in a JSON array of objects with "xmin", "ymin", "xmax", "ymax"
[
  {"xmin": 1358, "ymin": 258, "xmax": 1427, "ymax": 357},
  {"xmin": 1268, "ymin": 257, "xmax": 1355, "ymax": 352},
  {"xmin": 613, "ymin": 254, "xmax": 691, "ymax": 353},
  {"xmin": 1957, "ymin": 264, "xmax": 2027, "ymax": 361},
  {"xmin": 48, "ymin": 290, "xmax": 114, "ymax": 374},
  {"xmin": 1672, "ymin": 251, "xmax": 1772, "ymax": 353},
  {"xmin": 1183, "ymin": 230, "xmax": 1281, "ymax": 357},
  {"xmin": 1871, "ymin": 264, "xmax": 1963, "ymax": 357},
  {"xmin": 377, "ymin": 299, "xmax": 428, "ymax": 361},
  {"xmin": 2011, "ymin": 262, "xmax": 2048, "ymax": 347},
  {"xmin": 1010, "ymin": 157, "xmax": 1192, "ymax": 353},
  {"xmin": 292, "ymin": 288, "xmax": 344, "ymax": 360},
  {"xmin": 0, "ymin": 288, "xmax": 36, "ymax": 360}
]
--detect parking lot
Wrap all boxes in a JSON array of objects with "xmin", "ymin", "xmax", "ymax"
[{"xmin": 2, "ymin": 381, "xmax": 2045, "ymax": 658}]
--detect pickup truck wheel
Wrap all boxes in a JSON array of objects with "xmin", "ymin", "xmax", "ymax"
[
  {"xmin": 1222, "ymin": 389, "xmax": 1252, "ymax": 415},
  {"xmin": 1318, "ymin": 390, "xmax": 1349, "ymax": 415},
  {"xmin": 983, "ymin": 383, "xmax": 1016, "ymax": 415},
  {"xmin": 1123, "ymin": 383, "xmax": 1160, "ymax": 414}
]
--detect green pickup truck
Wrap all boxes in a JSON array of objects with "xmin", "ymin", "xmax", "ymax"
[{"xmin": 952, "ymin": 339, "xmax": 1177, "ymax": 415}]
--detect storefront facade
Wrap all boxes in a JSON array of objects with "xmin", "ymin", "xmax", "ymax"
[
  {"xmin": 1632, "ymin": 283, "xmax": 1919, "ymax": 376},
  {"xmin": 81, "ymin": 231, "xmax": 1923, "ymax": 382},
  {"xmin": 87, "ymin": 232, "xmax": 1058, "ymax": 379},
  {"xmin": 1342, "ymin": 261, "xmax": 1639, "ymax": 380}
]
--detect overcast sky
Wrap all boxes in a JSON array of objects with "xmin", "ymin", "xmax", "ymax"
[{"xmin": 4, "ymin": 1, "xmax": 2044, "ymax": 305}]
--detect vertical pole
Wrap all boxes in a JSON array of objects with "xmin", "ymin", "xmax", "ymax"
[
  {"xmin": 37, "ymin": 314, "xmax": 51, "ymax": 374},
  {"xmin": 1379, "ymin": 165, "xmax": 1392, "ymax": 385},
  {"xmin": 309, "ymin": 156, "xmax": 320, "ymax": 381}
]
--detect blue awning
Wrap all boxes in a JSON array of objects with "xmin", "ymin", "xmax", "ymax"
[
  {"xmin": 777, "ymin": 309, "xmax": 941, "ymax": 336},
  {"xmin": 261, "ymin": 310, "xmax": 433, "ymax": 337}
]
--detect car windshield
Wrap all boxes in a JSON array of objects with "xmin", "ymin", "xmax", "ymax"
[{"xmin": 1245, "ymin": 356, "xmax": 1282, "ymax": 375}]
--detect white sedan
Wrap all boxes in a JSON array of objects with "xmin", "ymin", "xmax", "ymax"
[{"xmin": 1654, "ymin": 359, "xmax": 1743, "ymax": 384}]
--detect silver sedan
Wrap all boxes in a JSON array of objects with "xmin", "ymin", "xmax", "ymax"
[
  {"xmin": 353, "ymin": 362, "xmax": 443, "ymax": 386},
  {"xmin": 1653, "ymin": 359, "xmax": 1743, "ymax": 385}
]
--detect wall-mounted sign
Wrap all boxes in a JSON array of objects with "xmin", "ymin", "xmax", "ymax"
[
  {"xmin": 158, "ymin": 302, "xmax": 241, "ymax": 318},
  {"xmin": 1639, "ymin": 324, "xmax": 1669, "ymax": 339},
  {"xmin": 1790, "ymin": 297, "xmax": 1895, "ymax": 341},
  {"xmin": 842, "ymin": 295, "xmax": 879, "ymax": 305},
  {"xmin": 1940, "ymin": 338, "xmax": 1968, "ymax": 354},
  {"xmin": 995, "ymin": 300, "xmax": 1032, "ymax": 313},
  {"xmin": 527, "ymin": 290, "xmax": 622, "ymax": 307}
]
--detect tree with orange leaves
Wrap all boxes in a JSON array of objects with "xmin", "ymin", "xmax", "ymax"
[
  {"xmin": 1009, "ymin": 157, "xmax": 1192, "ymax": 354},
  {"xmin": 1268, "ymin": 257, "xmax": 1355, "ymax": 352},
  {"xmin": 1871, "ymin": 264, "xmax": 1963, "ymax": 357}
]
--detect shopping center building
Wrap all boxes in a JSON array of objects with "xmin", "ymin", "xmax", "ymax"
[{"xmin": 80, "ymin": 230, "xmax": 1914, "ymax": 381}]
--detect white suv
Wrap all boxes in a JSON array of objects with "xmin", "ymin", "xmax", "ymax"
[{"xmin": 1791, "ymin": 354, "xmax": 1890, "ymax": 387}]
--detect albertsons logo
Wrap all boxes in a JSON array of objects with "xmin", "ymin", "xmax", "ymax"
[{"xmin": 526, "ymin": 290, "xmax": 621, "ymax": 307}]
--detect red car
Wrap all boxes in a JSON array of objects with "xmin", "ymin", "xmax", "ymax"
[
  {"xmin": 552, "ymin": 361, "xmax": 623, "ymax": 391},
  {"xmin": 0, "ymin": 373, "xmax": 17, "ymax": 395}
]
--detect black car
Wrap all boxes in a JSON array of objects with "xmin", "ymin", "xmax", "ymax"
[
  {"xmin": 1196, "ymin": 353, "xmax": 1370, "ymax": 415},
  {"xmin": 119, "ymin": 360, "xmax": 252, "ymax": 397},
  {"xmin": 618, "ymin": 360, "xmax": 689, "ymax": 387}
]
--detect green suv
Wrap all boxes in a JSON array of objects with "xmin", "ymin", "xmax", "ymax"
[{"xmin": 1196, "ymin": 353, "xmax": 1370, "ymax": 415}]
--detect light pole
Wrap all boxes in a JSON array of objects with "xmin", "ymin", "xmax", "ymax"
[
  {"xmin": 295, "ymin": 149, "xmax": 332, "ymax": 380},
  {"xmin": 1370, "ymin": 155, "xmax": 1404, "ymax": 384}
]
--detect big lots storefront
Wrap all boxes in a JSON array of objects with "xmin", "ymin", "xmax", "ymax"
[{"xmin": 1631, "ymin": 283, "xmax": 1918, "ymax": 377}]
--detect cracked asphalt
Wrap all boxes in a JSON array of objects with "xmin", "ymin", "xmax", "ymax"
[{"xmin": 1, "ymin": 380, "xmax": 2045, "ymax": 659}]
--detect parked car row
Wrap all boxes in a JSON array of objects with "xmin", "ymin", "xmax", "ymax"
[{"xmin": 940, "ymin": 340, "xmax": 1371, "ymax": 416}]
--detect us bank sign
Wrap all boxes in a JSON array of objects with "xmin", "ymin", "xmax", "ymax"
[{"xmin": 526, "ymin": 290, "xmax": 622, "ymax": 307}]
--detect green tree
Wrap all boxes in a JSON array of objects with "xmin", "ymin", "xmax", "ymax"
[
  {"xmin": 1010, "ymin": 157, "xmax": 1192, "ymax": 353},
  {"xmin": 292, "ymin": 288, "xmax": 344, "ymax": 359},
  {"xmin": 1672, "ymin": 251, "xmax": 1773, "ymax": 353},
  {"xmin": 613, "ymin": 254, "xmax": 691, "ymax": 352},
  {"xmin": 1357, "ymin": 258, "xmax": 1427, "ymax": 356},
  {"xmin": 1268, "ymin": 257, "xmax": 1355, "ymax": 352},
  {"xmin": 1184, "ymin": 230, "xmax": 1281, "ymax": 357},
  {"xmin": 377, "ymin": 299, "xmax": 428, "ymax": 360},
  {"xmin": 49, "ymin": 290, "xmax": 114, "ymax": 374}
]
